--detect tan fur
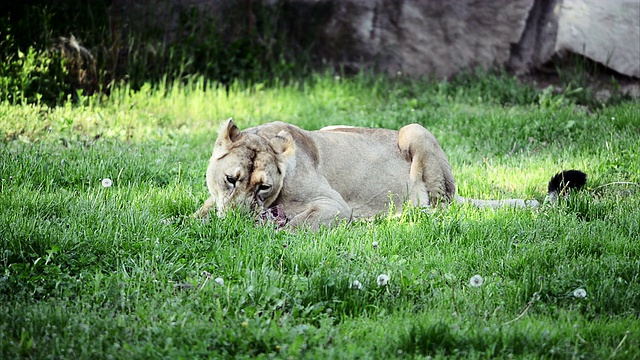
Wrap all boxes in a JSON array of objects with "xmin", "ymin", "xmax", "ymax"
[{"xmin": 195, "ymin": 119, "xmax": 458, "ymax": 229}]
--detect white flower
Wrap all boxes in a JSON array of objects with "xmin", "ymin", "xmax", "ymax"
[
  {"xmin": 214, "ymin": 277, "xmax": 224, "ymax": 286},
  {"xmin": 101, "ymin": 178, "xmax": 113, "ymax": 188},
  {"xmin": 470, "ymin": 275, "xmax": 484, "ymax": 287},
  {"xmin": 377, "ymin": 274, "xmax": 390, "ymax": 287},
  {"xmin": 350, "ymin": 280, "xmax": 363, "ymax": 290},
  {"xmin": 573, "ymin": 288, "xmax": 587, "ymax": 298},
  {"xmin": 372, "ymin": 241, "xmax": 379, "ymax": 249}
]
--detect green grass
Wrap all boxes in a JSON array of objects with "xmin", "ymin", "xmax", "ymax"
[{"xmin": 1, "ymin": 73, "xmax": 639, "ymax": 359}]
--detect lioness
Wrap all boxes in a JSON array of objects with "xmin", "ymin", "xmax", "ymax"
[{"xmin": 195, "ymin": 119, "xmax": 586, "ymax": 229}]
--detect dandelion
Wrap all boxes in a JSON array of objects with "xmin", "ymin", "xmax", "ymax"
[
  {"xmin": 101, "ymin": 178, "xmax": 113, "ymax": 188},
  {"xmin": 350, "ymin": 280, "xmax": 363, "ymax": 290},
  {"xmin": 372, "ymin": 241, "xmax": 379, "ymax": 249},
  {"xmin": 214, "ymin": 277, "xmax": 224, "ymax": 286},
  {"xmin": 377, "ymin": 274, "xmax": 390, "ymax": 287},
  {"xmin": 573, "ymin": 288, "xmax": 587, "ymax": 298},
  {"xmin": 470, "ymin": 275, "xmax": 484, "ymax": 287}
]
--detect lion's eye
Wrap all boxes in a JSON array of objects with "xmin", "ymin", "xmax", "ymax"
[
  {"xmin": 257, "ymin": 184, "xmax": 271, "ymax": 192},
  {"xmin": 225, "ymin": 175, "xmax": 237, "ymax": 186}
]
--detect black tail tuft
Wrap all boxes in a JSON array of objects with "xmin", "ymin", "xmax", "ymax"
[{"xmin": 548, "ymin": 170, "xmax": 587, "ymax": 194}]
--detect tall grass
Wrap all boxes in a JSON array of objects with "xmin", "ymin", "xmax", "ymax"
[
  {"xmin": 1, "ymin": 73, "xmax": 639, "ymax": 358},
  {"xmin": 0, "ymin": 1, "xmax": 311, "ymax": 105}
]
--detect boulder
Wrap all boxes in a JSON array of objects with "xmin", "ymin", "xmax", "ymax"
[
  {"xmin": 554, "ymin": 0, "xmax": 640, "ymax": 78},
  {"xmin": 316, "ymin": 0, "xmax": 640, "ymax": 78},
  {"xmin": 314, "ymin": 0, "xmax": 536, "ymax": 78}
]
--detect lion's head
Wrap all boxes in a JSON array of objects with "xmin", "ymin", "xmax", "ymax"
[{"xmin": 205, "ymin": 119, "xmax": 295, "ymax": 217}]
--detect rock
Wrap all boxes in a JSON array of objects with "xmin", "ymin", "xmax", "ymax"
[
  {"xmin": 283, "ymin": 0, "xmax": 640, "ymax": 78},
  {"xmin": 507, "ymin": 0, "xmax": 561, "ymax": 74},
  {"xmin": 309, "ymin": 0, "xmax": 536, "ymax": 77},
  {"xmin": 621, "ymin": 84, "xmax": 640, "ymax": 99},
  {"xmin": 554, "ymin": 0, "xmax": 640, "ymax": 78}
]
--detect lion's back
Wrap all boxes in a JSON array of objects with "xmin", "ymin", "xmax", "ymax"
[{"xmin": 309, "ymin": 127, "xmax": 412, "ymax": 217}]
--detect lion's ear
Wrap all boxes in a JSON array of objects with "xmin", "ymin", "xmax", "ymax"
[
  {"xmin": 270, "ymin": 131, "xmax": 295, "ymax": 157},
  {"xmin": 215, "ymin": 118, "xmax": 240, "ymax": 150}
]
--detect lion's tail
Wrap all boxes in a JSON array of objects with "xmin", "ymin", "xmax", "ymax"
[{"xmin": 454, "ymin": 169, "xmax": 587, "ymax": 208}]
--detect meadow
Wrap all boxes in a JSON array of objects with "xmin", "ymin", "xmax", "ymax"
[{"xmin": 1, "ymin": 73, "xmax": 639, "ymax": 359}]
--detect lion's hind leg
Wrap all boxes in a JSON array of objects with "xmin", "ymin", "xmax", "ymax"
[{"xmin": 397, "ymin": 124, "xmax": 456, "ymax": 207}]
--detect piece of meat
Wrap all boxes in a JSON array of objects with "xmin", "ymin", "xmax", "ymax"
[{"xmin": 258, "ymin": 205, "xmax": 288, "ymax": 229}]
